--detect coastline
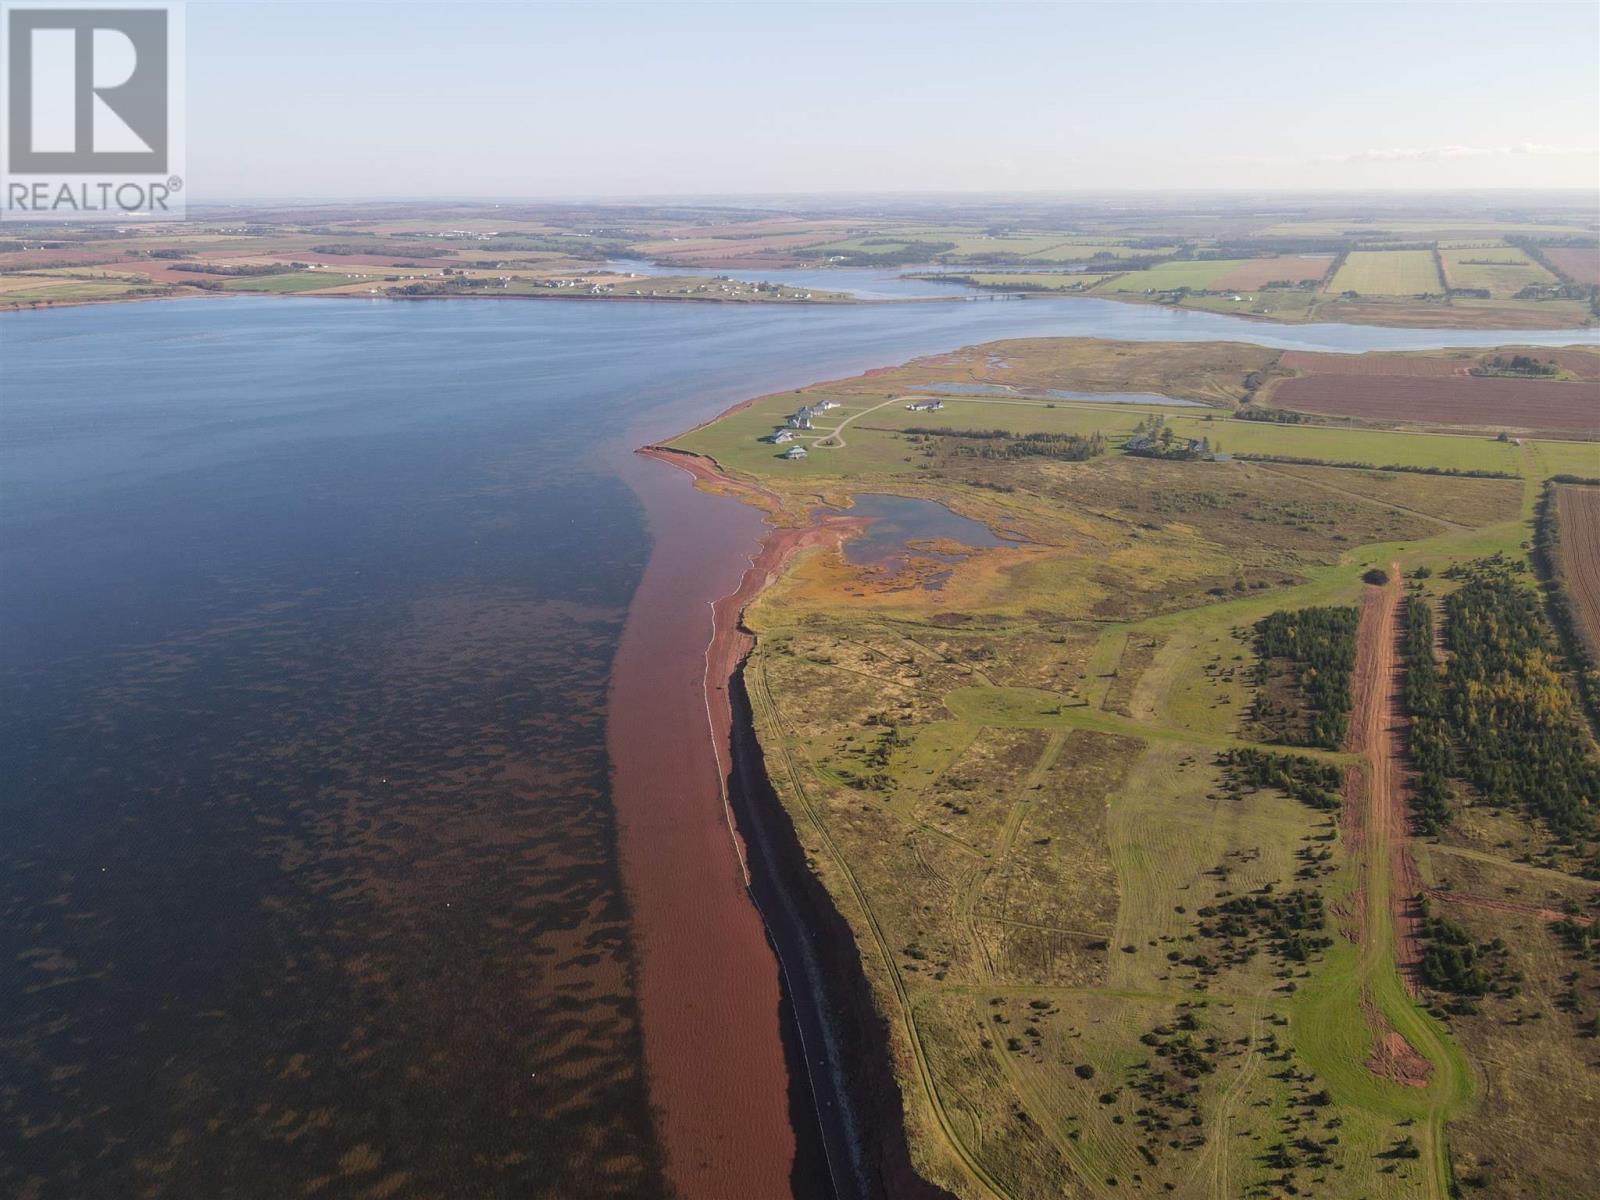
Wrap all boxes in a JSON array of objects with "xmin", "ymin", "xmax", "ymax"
[
  {"xmin": 611, "ymin": 430, "xmax": 951, "ymax": 1199},
  {"xmin": 0, "ymin": 288, "xmax": 972, "ymax": 317},
  {"xmin": 9, "ymin": 273, "xmax": 1590, "ymax": 329}
]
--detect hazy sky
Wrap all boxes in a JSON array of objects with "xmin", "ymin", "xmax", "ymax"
[{"xmin": 189, "ymin": 1, "xmax": 1600, "ymax": 198}]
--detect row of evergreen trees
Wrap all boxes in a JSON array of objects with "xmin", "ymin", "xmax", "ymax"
[
  {"xmin": 1402, "ymin": 593, "xmax": 1456, "ymax": 834},
  {"xmin": 1439, "ymin": 563, "xmax": 1599, "ymax": 863},
  {"xmin": 1417, "ymin": 895, "xmax": 1493, "ymax": 996},
  {"xmin": 1219, "ymin": 747, "xmax": 1343, "ymax": 811},
  {"xmin": 1254, "ymin": 607, "xmax": 1360, "ymax": 749},
  {"xmin": 905, "ymin": 428, "xmax": 1107, "ymax": 461}
]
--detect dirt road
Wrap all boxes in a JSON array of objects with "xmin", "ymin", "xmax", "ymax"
[{"xmin": 1348, "ymin": 568, "xmax": 1425, "ymax": 990}]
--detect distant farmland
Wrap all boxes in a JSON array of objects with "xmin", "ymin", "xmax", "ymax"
[
  {"xmin": 1541, "ymin": 245, "xmax": 1600, "ymax": 287},
  {"xmin": 1210, "ymin": 255, "xmax": 1333, "ymax": 290},
  {"xmin": 1095, "ymin": 258, "xmax": 1244, "ymax": 292},
  {"xmin": 1279, "ymin": 346, "xmax": 1600, "ymax": 382},
  {"xmin": 1277, "ymin": 350, "xmax": 1475, "ymax": 379},
  {"xmin": 1440, "ymin": 247, "xmax": 1557, "ymax": 297},
  {"xmin": 1328, "ymin": 250, "xmax": 1443, "ymax": 296},
  {"xmin": 1269, "ymin": 372, "xmax": 1600, "ymax": 435},
  {"xmin": 1544, "ymin": 347, "xmax": 1600, "ymax": 380},
  {"xmin": 1554, "ymin": 485, "xmax": 1600, "ymax": 667}
]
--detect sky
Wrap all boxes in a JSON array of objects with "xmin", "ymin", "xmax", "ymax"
[{"xmin": 186, "ymin": 1, "xmax": 1600, "ymax": 199}]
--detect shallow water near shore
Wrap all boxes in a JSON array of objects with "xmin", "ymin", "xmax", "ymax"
[{"xmin": 2, "ymin": 291, "xmax": 1593, "ymax": 1197}]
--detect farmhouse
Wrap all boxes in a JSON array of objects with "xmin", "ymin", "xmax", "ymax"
[
  {"xmin": 810, "ymin": 398, "xmax": 841, "ymax": 411},
  {"xmin": 787, "ymin": 407, "xmax": 815, "ymax": 429},
  {"xmin": 781, "ymin": 445, "xmax": 808, "ymax": 460},
  {"xmin": 770, "ymin": 428, "xmax": 796, "ymax": 444},
  {"xmin": 906, "ymin": 399, "xmax": 944, "ymax": 412}
]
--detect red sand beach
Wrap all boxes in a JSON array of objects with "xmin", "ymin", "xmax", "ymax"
[{"xmin": 608, "ymin": 443, "xmax": 861, "ymax": 1198}]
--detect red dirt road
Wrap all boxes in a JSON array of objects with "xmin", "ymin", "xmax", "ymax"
[
  {"xmin": 1348, "ymin": 572, "xmax": 1425, "ymax": 991},
  {"xmin": 608, "ymin": 447, "xmax": 861, "ymax": 1199}
]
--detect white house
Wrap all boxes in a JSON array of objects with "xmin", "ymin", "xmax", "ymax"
[
  {"xmin": 771, "ymin": 428, "xmax": 796, "ymax": 444},
  {"xmin": 782, "ymin": 445, "xmax": 808, "ymax": 460}
]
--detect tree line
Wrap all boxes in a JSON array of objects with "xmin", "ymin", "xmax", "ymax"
[
  {"xmin": 1253, "ymin": 606, "xmax": 1359, "ymax": 749},
  {"xmin": 1416, "ymin": 559, "xmax": 1600, "ymax": 874}
]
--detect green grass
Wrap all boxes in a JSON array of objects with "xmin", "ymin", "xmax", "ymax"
[
  {"xmin": 221, "ymin": 270, "xmax": 355, "ymax": 293},
  {"xmin": 1439, "ymin": 248, "xmax": 1558, "ymax": 297},
  {"xmin": 1328, "ymin": 251, "xmax": 1444, "ymax": 297},
  {"xmin": 668, "ymin": 389, "xmax": 923, "ymax": 479},
  {"xmin": 1525, "ymin": 438, "xmax": 1600, "ymax": 479},
  {"xmin": 1094, "ymin": 259, "xmax": 1249, "ymax": 292},
  {"xmin": 0, "ymin": 280, "xmax": 154, "ymax": 303},
  {"xmin": 1025, "ymin": 242, "xmax": 1178, "ymax": 262},
  {"xmin": 1165, "ymin": 417, "xmax": 1521, "ymax": 474},
  {"xmin": 953, "ymin": 273, "xmax": 1115, "ymax": 292},
  {"xmin": 679, "ymin": 385, "xmax": 1532, "ymax": 484},
  {"xmin": 1176, "ymin": 288, "xmax": 1319, "ymax": 319}
]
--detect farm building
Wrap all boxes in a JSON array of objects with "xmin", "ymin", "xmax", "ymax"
[{"xmin": 906, "ymin": 399, "xmax": 944, "ymax": 412}]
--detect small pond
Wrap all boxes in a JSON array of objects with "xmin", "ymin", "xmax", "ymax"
[{"xmin": 841, "ymin": 494, "xmax": 1008, "ymax": 585}]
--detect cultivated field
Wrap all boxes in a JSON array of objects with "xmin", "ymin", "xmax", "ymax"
[
  {"xmin": 1268, "ymin": 373, "xmax": 1600, "ymax": 436},
  {"xmin": 1541, "ymin": 245, "xmax": 1600, "ymax": 287},
  {"xmin": 1209, "ymin": 255, "xmax": 1334, "ymax": 290},
  {"xmin": 1277, "ymin": 350, "xmax": 1477, "ymax": 378},
  {"xmin": 1439, "ymin": 248, "xmax": 1557, "ymax": 297},
  {"xmin": 1553, "ymin": 484, "xmax": 1600, "ymax": 665},
  {"xmin": 1328, "ymin": 250, "xmax": 1444, "ymax": 296},
  {"xmin": 1094, "ymin": 259, "xmax": 1249, "ymax": 292}
]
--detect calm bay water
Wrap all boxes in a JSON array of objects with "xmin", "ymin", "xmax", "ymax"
[{"xmin": 1, "ymin": 292, "xmax": 1592, "ymax": 1197}]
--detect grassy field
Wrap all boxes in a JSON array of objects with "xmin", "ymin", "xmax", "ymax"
[
  {"xmin": 684, "ymin": 333, "xmax": 1600, "ymax": 1200},
  {"xmin": 1328, "ymin": 251, "xmax": 1445, "ymax": 296},
  {"xmin": 1093, "ymin": 259, "xmax": 1250, "ymax": 292},
  {"xmin": 1439, "ymin": 247, "xmax": 1559, "ymax": 297},
  {"xmin": 943, "ymin": 273, "xmax": 1117, "ymax": 292},
  {"xmin": 221, "ymin": 270, "xmax": 376, "ymax": 293}
]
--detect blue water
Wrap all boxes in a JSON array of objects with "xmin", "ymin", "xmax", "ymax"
[{"xmin": 1, "ymin": 287, "xmax": 1595, "ymax": 1196}]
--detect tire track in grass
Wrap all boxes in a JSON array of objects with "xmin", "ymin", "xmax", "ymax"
[{"xmin": 746, "ymin": 659, "xmax": 1017, "ymax": 1200}]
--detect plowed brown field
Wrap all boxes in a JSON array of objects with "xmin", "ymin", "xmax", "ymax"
[
  {"xmin": 1278, "ymin": 350, "xmax": 1475, "ymax": 377},
  {"xmin": 1271, "ymin": 373, "xmax": 1600, "ymax": 434},
  {"xmin": 1555, "ymin": 484, "xmax": 1600, "ymax": 664},
  {"xmin": 1542, "ymin": 246, "xmax": 1600, "ymax": 287}
]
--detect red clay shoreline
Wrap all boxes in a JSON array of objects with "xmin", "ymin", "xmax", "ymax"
[
  {"xmin": 607, "ymin": 432, "xmax": 871, "ymax": 1199},
  {"xmin": 610, "ymin": 426, "xmax": 952, "ymax": 1200}
]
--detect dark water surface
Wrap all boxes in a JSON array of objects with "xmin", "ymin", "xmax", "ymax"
[
  {"xmin": 841, "ymin": 495, "xmax": 1008, "ymax": 571},
  {"xmin": 1, "ymin": 293, "xmax": 1593, "ymax": 1198}
]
